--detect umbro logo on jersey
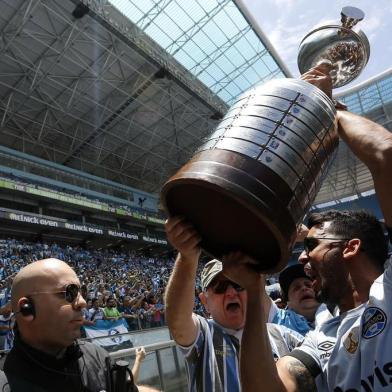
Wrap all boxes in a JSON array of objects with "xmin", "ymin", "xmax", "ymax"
[
  {"xmin": 318, "ymin": 341, "xmax": 335, "ymax": 359},
  {"xmin": 318, "ymin": 341, "xmax": 334, "ymax": 351},
  {"xmin": 362, "ymin": 307, "xmax": 387, "ymax": 339}
]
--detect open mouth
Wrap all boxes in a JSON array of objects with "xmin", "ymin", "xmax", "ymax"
[
  {"xmin": 226, "ymin": 302, "xmax": 240, "ymax": 312},
  {"xmin": 300, "ymin": 293, "xmax": 315, "ymax": 302}
]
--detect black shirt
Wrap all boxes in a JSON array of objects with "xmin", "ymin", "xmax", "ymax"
[{"xmin": 3, "ymin": 334, "xmax": 137, "ymax": 392}]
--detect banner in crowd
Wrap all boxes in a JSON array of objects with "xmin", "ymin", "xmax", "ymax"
[{"xmin": 83, "ymin": 319, "xmax": 131, "ymax": 346}]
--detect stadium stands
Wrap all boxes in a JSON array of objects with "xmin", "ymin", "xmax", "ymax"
[{"xmin": 0, "ymin": 237, "xmax": 208, "ymax": 334}]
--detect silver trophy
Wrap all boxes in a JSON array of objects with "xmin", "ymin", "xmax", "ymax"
[{"xmin": 161, "ymin": 7, "xmax": 369, "ymax": 272}]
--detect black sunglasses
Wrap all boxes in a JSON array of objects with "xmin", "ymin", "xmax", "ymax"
[
  {"xmin": 303, "ymin": 236, "xmax": 351, "ymax": 254},
  {"xmin": 29, "ymin": 283, "xmax": 82, "ymax": 303},
  {"xmin": 209, "ymin": 279, "xmax": 244, "ymax": 294}
]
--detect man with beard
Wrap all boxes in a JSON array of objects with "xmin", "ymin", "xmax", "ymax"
[
  {"xmin": 264, "ymin": 224, "xmax": 333, "ymax": 336},
  {"xmin": 165, "ymin": 220, "xmax": 304, "ymax": 392},
  {"xmin": 222, "ymin": 65, "xmax": 392, "ymax": 392}
]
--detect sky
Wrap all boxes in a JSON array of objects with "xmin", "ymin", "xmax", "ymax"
[{"xmin": 242, "ymin": 0, "xmax": 392, "ymax": 92}]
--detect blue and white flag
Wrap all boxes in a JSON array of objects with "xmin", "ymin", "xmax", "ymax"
[{"xmin": 83, "ymin": 319, "xmax": 130, "ymax": 346}]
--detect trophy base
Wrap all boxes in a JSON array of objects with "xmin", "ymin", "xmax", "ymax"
[{"xmin": 161, "ymin": 149, "xmax": 297, "ymax": 273}]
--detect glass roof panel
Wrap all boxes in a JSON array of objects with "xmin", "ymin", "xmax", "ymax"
[
  {"xmin": 164, "ymin": 1, "xmax": 195, "ymax": 32},
  {"xmin": 213, "ymin": 8, "xmax": 242, "ymax": 37},
  {"xmin": 223, "ymin": 82, "xmax": 242, "ymax": 97},
  {"xmin": 340, "ymin": 72, "xmax": 392, "ymax": 115},
  {"xmin": 232, "ymin": 73, "xmax": 252, "ymax": 91},
  {"xmin": 377, "ymin": 76, "xmax": 392, "ymax": 101},
  {"xmin": 224, "ymin": 45, "xmax": 247, "ymax": 68},
  {"xmin": 235, "ymin": 33, "xmax": 259, "ymax": 59},
  {"xmin": 173, "ymin": 48, "xmax": 197, "ymax": 70},
  {"xmin": 108, "ymin": 0, "xmax": 287, "ymax": 104},
  {"xmin": 203, "ymin": 62, "xmax": 227, "ymax": 85},
  {"xmin": 141, "ymin": 20, "xmax": 173, "ymax": 48},
  {"xmin": 201, "ymin": 20, "xmax": 229, "ymax": 49},
  {"xmin": 190, "ymin": 0, "xmax": 218, "ymax": 15},
  {"xmin": 180, "ymin": 40, "xmax": 207, "ymax": 65},
  {"xmin": 245, "ymin": 29, "xmax": 267, "ymax": 54},
  {"xmin": 242, "ymin": 66, "xmax": 263, "ymax": 86},
  {"xmin": 222, "ymin": 2, "xmax": 249, "ymax": 30},
  {"xmin": 213, "ymin": 53, "xmax": 236, "ymax": 76},
  {"xmin": 197, "ymin": 71, "xmax": 218, "ymax": 88},
  {"xmin": 146, "ymin": 13, "xmax": 183, "ymax": 44},
  {"xmin": 252, "ymin": 58, "xmax": 274, "ymax": 79}
]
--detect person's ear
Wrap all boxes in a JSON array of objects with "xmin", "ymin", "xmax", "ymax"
[
  {"xmin": 17, "ymin": 297, "xmax": 36, "ymax": 321},
  {"xmin": 342, "ymin": 238, "xmax": 361, "ymax": 261},
  {"xmin": 199, "ymin": 291, "xmax": 210, "ymax": 312}
]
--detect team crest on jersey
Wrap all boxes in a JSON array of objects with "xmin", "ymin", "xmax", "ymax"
[
  {"xmin": 361, "ymin": 307, "xmax": 387, "ymax": 339},
  {"xmin": 343, "ymin": 326, "xmax": 359, "ymax": 354}
]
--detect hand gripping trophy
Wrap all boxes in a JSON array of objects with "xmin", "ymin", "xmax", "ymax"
[{"xmin": 161, "ymin": 7, "xmax": 369, "ymax": 272}]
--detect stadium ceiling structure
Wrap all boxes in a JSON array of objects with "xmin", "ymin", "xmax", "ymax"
[
  {"xmin": 0, "ymin": 0, "xmax": 390, "ymax": 207},
  {"xmin": 317, "ymin": 69, "xmax": 392, "ymax": 207},
  {"xmin": 0, "ymin": 0, "xmax": 288, "ymax": 195}
]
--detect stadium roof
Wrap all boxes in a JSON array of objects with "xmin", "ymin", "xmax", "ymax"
[
  {"xmin": 0, "ymin": 0, "xmax": 288, "ymax": 195},
  {"xmin": 106, "ymin": 0, "xmax": 290, "ymax": 105},
  {"xmin": 314, "ymin": 68, "xmax": 392, "ymax": 206},
  {"xmin": 0, "ymin": 0, "xmax": 390, "ymax": 208}
]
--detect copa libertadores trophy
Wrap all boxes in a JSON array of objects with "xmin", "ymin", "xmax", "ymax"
[{"xmin": 161, "ymin": 6, "xmax": 369, "ymax": 272}]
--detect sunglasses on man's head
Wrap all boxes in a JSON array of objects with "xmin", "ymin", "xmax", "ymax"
[
  {"xmin": 29, "ymin": 283, "xmax": 81, "ymax": 303},
  {"xmin": 208, "ymin": 279, "xmax": 244, "ymax": 294},
  {"xmin": 303, "ymin": 236, "xmax": 351, "ymax": 254}
]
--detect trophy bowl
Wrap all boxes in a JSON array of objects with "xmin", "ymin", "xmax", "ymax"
[{"xmin": 298, "ymin": 6, "xmax": 370, "ymax": 88}]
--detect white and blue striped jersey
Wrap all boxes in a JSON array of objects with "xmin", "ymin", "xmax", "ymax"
[{"xmin": 179, "ymin": 315, "xmax": 303, "ymax": 392}]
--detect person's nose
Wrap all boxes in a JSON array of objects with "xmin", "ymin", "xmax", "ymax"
[
  {"xmin": 225, "ymin": 284, "xmax": 238, "ymax": 297},
  {"xmin": 73, "ymin": 292, "xmax": 87, "ymax": 310},
  {"xmin": 298, "ymin": 250, "xmax": 309, "ymax": 265}
]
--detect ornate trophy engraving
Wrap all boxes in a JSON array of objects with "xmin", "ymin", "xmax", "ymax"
[{"xmin": 160, "ymin": 7, "xmax": 369, "ymax": 272}]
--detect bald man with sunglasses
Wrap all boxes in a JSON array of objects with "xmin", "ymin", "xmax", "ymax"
[{"xmin": 2, "ymin": 258, "xmax": 139, "ymax": 392}]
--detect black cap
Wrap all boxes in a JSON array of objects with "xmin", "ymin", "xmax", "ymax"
[{"xmin": 279, "ymin": 264, "xmax": 310, "ymax": 302}]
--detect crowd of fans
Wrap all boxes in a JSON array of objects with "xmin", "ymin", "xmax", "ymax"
[{"xmin": 0, "ymin": 237, "xmax": 216, "ymax": 350}]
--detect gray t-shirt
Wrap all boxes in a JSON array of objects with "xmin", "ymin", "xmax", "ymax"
[{"xmin": 290, "ymin": 256, "xmax": 392, "ymax": 391}]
